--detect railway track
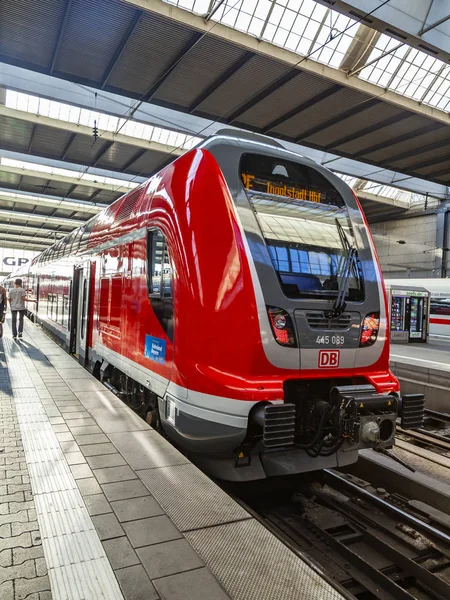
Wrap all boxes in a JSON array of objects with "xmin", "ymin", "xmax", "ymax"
[
  {"xmin": 101, "ymin": 368, "xmax": 450, "ymax": 599},
  {"xmin": 226, "ymin": 468, "xmax": 450, "ymax": 600},
  {"xmin": 396, "ymin": 409, "xmax": 450, "ymax": 468}
]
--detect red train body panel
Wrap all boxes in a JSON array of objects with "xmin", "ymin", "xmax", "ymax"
[{"xmin": 8, "ymin": 131, "xmax": 422, "ymax": 481}]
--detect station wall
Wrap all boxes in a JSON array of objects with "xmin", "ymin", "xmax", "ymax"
[{"xmin": 371, "ymin": 214, "xmax": 440, "ymax": 279}]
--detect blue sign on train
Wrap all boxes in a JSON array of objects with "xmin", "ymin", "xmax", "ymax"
[{"xmin": 144, "ymin": 335, "xmax": 166, "ymax": 364}]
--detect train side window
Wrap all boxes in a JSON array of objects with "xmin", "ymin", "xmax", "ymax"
[
  {"xmin": 430, "ymin": 298, "xmax": 450, "ymax": 315},
  {"xmin": 162, "ymin": 245, "xmax": 172, "ymax": 298},
  {"xmin": 110, "ymin": 276, "xmax": 122, "ymax": 327},
  {"xmin": 147, "ymin": 230, "xmax": 171, "ymax": 298},
  {"xmin": 99, "ymin": 278, "xmax": 110, "ymax": 324},
  {"xmin": 81, "ymin": 279, "xmax": 87, "ymax": 339},
  {"xmin": 147, "ymin": 229, "xmax": 173, "ymax": 340}
]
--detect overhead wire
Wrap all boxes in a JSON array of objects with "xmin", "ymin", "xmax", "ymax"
[
  {"xmin": 49, "ymin": 0, "xmax": 446, "ymax": 204},
  {"xmin": 103, "ymin": 0, "xmax": 395, "ymax": 194}
]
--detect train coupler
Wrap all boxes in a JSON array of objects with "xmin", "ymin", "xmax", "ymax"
[
  {"xmin": 331, "ymin": 385, "xmax": 398, "ymax": 449},
  {"xmin": 399, "ymin": 393, "xmax": 425, "ymax": 430}
]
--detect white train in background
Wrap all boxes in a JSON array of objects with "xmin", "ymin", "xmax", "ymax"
[{"xmin": 386, "ymin": 278, "xmax": 450, "ymax": 339}]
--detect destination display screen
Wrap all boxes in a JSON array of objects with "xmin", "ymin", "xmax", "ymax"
[
  {"xmin": 242, "ymin": 173, "xmax": 322, "ymax": 203},
  {"xmin": 240, "ymin": 153, "xmax": 344, "ymax": 207}
]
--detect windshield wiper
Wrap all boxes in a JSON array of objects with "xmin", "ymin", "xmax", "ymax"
[
  {"xmin": 327, "ymin": 246, "xmax": 357, "ymax": 318},
  {"xmin": 327, "ymin": 220, "xmax": 358, "ymax": 318}
]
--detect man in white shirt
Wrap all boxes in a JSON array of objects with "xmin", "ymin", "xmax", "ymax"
[{"xmin": 8, "ymin": 279, "xmax": 36, "ymax": 339}]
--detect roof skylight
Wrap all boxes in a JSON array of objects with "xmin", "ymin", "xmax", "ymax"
[
  {"xmin": 334, "ymin": 172, "xmax": 436, "ymax": 206},
  {"xmin": 165, "ymin": 0, "xmax": 358, "ymax": 68},
  {"xmin": 1, "ymin": 158, "xmax": 139, "ymax": 190},
  {"xmin": 5, "ymin": 90, "xmax": 202, "ymax": 150},
  {"xmin": 164, "ymin": 1, "xmax": 450, "ymax": 117},
  {"xmin": 359, "ymin": 34, "xmax": 450, "ymax": 111},
  {"xmin": 0, "ymin": 190, "xmax": 105, "ymax": 211}
]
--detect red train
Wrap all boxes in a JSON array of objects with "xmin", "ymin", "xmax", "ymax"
[{"xmin": 7, "ymin": 130, "xmax": 423, "ymax": 480}]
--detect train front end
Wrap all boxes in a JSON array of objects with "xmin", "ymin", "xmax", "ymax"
[{"xmin": 198, "ymin": 132, "xmax": 424, "ymax": 480}]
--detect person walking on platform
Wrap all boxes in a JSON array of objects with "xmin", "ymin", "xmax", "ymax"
[
  {"xmin": 8, "ymin": 278, "xmax": 36, "ymax": 339},
  {"xmin": 0, "ymin": 283, "xmax": 7, "ymax": 339}
]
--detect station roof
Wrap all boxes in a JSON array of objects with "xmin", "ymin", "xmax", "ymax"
[
  {"xmin": 0, "ymin": 0, "xmax": 448, "ymax": 251},
  {"xmin": 1, "ymin": 0, "xmax": 450, "ymax": 189}
]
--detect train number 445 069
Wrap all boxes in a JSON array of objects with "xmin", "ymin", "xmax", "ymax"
[{"xmin": 316, "ymin": 335, "xmax": 344, "ymax": 345}]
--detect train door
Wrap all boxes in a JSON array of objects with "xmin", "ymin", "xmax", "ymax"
[
  {"xmin": 71, "ymin": 263, "xmax": 91, "ymax": 364},
  {"xmin": 35, "ymin": 276, "xmax": 40, "ymax": 314}
]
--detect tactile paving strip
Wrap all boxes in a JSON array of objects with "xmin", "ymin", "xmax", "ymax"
[
  {"xmin": 185, "ymin": 519, "xmax": 344, "ymax": 600},
  {"xmin": 138, "ymin": 463, "xmax": 251, "ymax": 531},
  {"xmin": 2, "ymin": 332, "xmax": 124, "ymax": 600}
]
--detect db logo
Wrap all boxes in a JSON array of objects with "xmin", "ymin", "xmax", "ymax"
[{"xmin": 318, "ymin": 350, "xmax": 340, "ymax": 368}]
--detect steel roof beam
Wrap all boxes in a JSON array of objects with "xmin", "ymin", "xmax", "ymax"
[
  {"xmin": 262, "ymin": 84, "xmax": 342, "ymax": 134},
  {"xmin": 0, "ymin": 105, "xmax": 183, "ymax": 157},
  {"xmin": 0, "ymin": 190, "xmax": 103, "ymax": 213},
  {"xmin": 141, "ymin": 32, "xmax": 204, "ymax": 106},
  {"xmin": 319, "ymin": 0, "xmax": 450, "ymax": 60},
  {"xmin": 1, "ymin": 64, "xmax": 447, "ymax": 200},
  {"xmin": 61, "ymin": 133, "xmax": 77, "ymax": 160},
  {"xmin": 0, "ymin": 164, "xmax": 133, "ymax": 194},
  {"xmin": 50, "ymin": 0, "xmax": 73, "ymax": 75},
  {"xmin": 88, "ymin": 189, "xmax": 104, "ymax": 203},
  {"xmin": 121, "ymin": 148, "xmax": 147, "ymax": 172},
  {"xmin": 0, "ymin": 231, "xmax": 57, "ymax": 245},
  {"xmin": 189, "ymin": 51, "xmax": 254, "ymax": 114},
  {"xmin": 357, "ymin": 190, "xmax": 410, "ymax": 209},
  {"xmin": 341, "ymin": 24, "xmax": 381, "ymax": 74},
  {"xmin": 353, "ymin": 123, "xmax": 445, "ymax": 159},
  {"xmin": 324, "ymin": 111, "xmax": 411, "ymax": 151},
  {"xmin": 122, "ymin": 0, "xmax": 450, "ymax": 126},
  {"xmin": 296, "ymin": 98, "xmax": 381, "ymax": 142},
  {"xmin": 406, "ymin": 151, "xmax": 450, "ymax": 172},
  {"xmin": 27, "ymin": 124, "xmax": 37, "ymax": 154},
  {"xmin": 101, "ymin": 10, "xmax": 144, "ymax": 89},
  {"xmin": 0, "ymin": 208, "xmax": 84, "ymax": 227},
  {"xmin": 425, "ymin": 164, "xmax": 450, "ymax": 179},
  {"xmin": 0, "ymin": 239, "xmax": 51, "ymax": 251},
  {"xmin": 0, "ymin": 222, "xmax": 67, "ymax": 237},
  {"xmin": 419, "ymin": 12, "xmax": 450, "ymax": 36},
  {"xmin": 205, "ymin": 0, "xmax": 227, "ymax": 22},
  {"xmin": 228, "ymin": 70, "xmax": 300, "ymax": 124},
  {"xmin": 92, "ymin": 141, "xmax": 114, "ymax": 168}
]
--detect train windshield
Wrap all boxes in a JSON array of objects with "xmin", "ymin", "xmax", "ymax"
[{"xmin": 240, "ymin": 153, "xmax": 364, "ymax": 301}]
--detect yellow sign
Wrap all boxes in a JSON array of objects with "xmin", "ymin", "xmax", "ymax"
[{"xmin": 242, "ymin": 173, "xmax": 322, "ymax": 203}]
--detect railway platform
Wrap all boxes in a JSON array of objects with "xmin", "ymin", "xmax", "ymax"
[
  {"xmin": 390, "ymin": 343, "xmax": 450, "ymax": 413},
  {"xmin": 0, "ymin": 316, "xmax": 344, "ymax": 600}
]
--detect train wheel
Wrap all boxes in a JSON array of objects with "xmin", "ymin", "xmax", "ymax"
[{"xmin": 145, "ymin": 406, "xmax": 162, "ymax": 432}]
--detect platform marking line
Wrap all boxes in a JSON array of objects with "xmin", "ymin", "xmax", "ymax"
[
  {"xmin": 2, "ymin": 325, "xmax": 124, "ymax": 600},
  {"xmin": 391, "ymin": 354, "xmax": 450, "ymax": 368}
]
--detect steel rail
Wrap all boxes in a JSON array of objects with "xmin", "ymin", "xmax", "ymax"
[{"xmin": 324, "ymin": 469, "xmax": 450, "ymax": 546}]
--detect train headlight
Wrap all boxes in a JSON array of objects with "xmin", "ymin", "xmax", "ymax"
[
  {"xmin": 273, "ymin": 314, "xmax": 286, "ymax": 329},
  {"xmin": 267, "ymin": 307, "xmax": 297, "ymax": 347},
  {"xmin": 360, "ymin": 312, "xmax": 380, "ymax": 347}
]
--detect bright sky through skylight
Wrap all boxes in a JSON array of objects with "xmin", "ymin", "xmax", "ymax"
[
  {"xmin": 359, "ymin": 34, "xmax": 450, "ymax": 111},
  {"xmin": 164, "ymin": 0, "xmax": 450, "ymax": 115},
  {"xmin": 334, "ymin": 172, "xmax": 433, "ymax": 205},
  {"xmin": 167, "ymin": 0, "xmax": 357, "ymax": 68},
  {"xmin": 5, "ymin": 90, "xmax": 202, "ymax": 150},
  {"xmin": 0, "ymin": 158, "xmax": 139, "ymax": 190},
  {"xmin": 0, "ymin": 190, "xmax": 104, "ymax": 211}
]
